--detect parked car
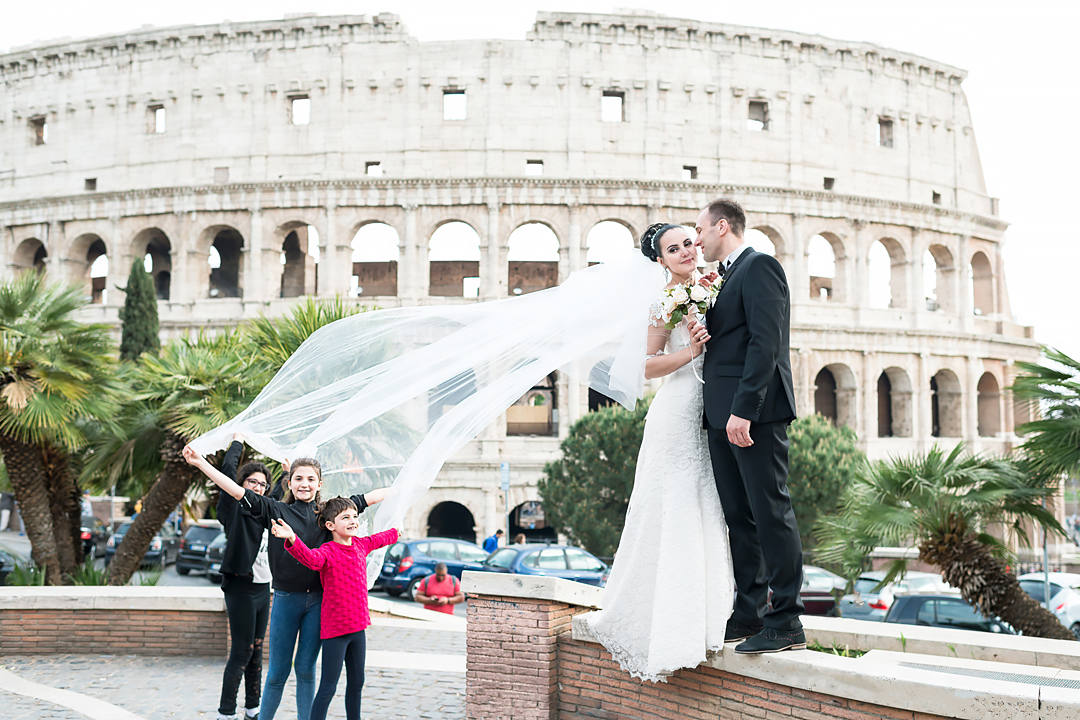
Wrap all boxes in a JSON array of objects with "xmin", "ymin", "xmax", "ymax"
[
  {"xmin": 838, "ymin": 570, "xmax": 953, "ymax": 621},
  {"xmin": 104, "ymin": 520, "xmax": 181, "ymax": 570},
  {"xmin": 803, "ymin": 565, "xmax": 846, "ymax": 593},
  {"xmin": 176, "ymin": 520, "xmax": 223, "ymax": 575},
  {"xmin": 378, "ymin": 537, "xmax": 491, "ymax": 599},
  {"xmin": 206, "ymin": 533, "xmax": 226, "ymax": 584},
  {"xmin": 0, "ymin": 548, "xmax": 16, "ymax": 585},
  {"xmin": 1018, "ymin": 572, "xmax": 1080, "ymax": 639},
  {"xmin": 884, "ymin": 592, "xmax": 1017, "ymax": 634},
  {"xmin": 80, "ymin": 515, "xmax": 110, "ymax": 559},
  {"xmin": 476, "ymin": 543, "xmax": 609, "ymax": 588}
]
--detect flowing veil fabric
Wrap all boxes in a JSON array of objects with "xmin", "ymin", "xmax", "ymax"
[{"xmin": 190, "ymin": 251, "xmax": 665, "ymax": 584}]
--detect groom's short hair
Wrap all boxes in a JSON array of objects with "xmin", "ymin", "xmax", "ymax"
[{"xmin": 706, "ymin": 198, "xmax": 746, "ymax": 237}]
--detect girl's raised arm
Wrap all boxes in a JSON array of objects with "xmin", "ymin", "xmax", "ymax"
[{"xmin": 182, "ymin": 445, "xmax": 245, "ymax": 501}]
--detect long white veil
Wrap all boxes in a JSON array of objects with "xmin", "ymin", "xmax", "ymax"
[{"xmin": 190, "ymin": 250, "xmax": 665, "ymax": 583}]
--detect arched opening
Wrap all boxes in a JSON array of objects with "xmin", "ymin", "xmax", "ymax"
[
  {"xmin": 428, "ymin": 369, "xmax": 478, "ymax": 425},
  {"xmin": 977, "ymin": 372, "xmax": 1001, "ymax": 437},
  {"xmin": 807, "ymin": 233, "xmax": 840, "ymax": 301},
  {"xmin": 878, "ymin": 367, "xmax": 913, "ymax": 437},
  {"xmin": 279, "ymin": 224, "xmax": 319, "ymax": 298},
  {"xmin": 507, "ymin": 372, "xmax": 558, "ymax": 436},
  {"xmin": 426, "ymin": 501, "xmax": 476, "ymax": 543},
  {"xmin": 509, "ymin": 501, "xmax": 556, "ymax": 543},
  {"xmin": 507, "ymin": 223, "xmax": 559, "ymax": 295},
  {"xmin": 925, "ymin": 244, "xmax": 955, "ymax": 313},
  {"xmin": 136, "ymin": 228, "xmax": 172, "ymax": 301},
  {"xmin": 207, "ymin": 227, "xmax": 244, "ymax": 298},
  {"xmin": 87, "ymin": 239, "xmax": 108, "ymax": 304},
  {"xmin": 429, "ymin": 221, "xmax": 481, "ymax": 297},
  {"xmin": 970, "ymin": 251, "xmax": 993, "ymax": 316},
  {"xmin": 13, "ymin": 238, "xmax": 47, "ymax": 274},
  {"xmin": 930, "ymin": 369, "xmax": 963, "ymax": 438},
  {"xmin": 745, "ymin": 228, "xmax": 776, "ymax": 257},
  {"xmin": 351, "ymin": 222, "xmax": 399, "ymax": 296},
  {"xmin": 868, "ymin": 238, "xmax": 906, "ymax": 309},
  {"xmin": 814, "ymin": 368, "xmax": 838, "ymax": 424},
  {"xmin": 586, "ymin": 220, "xmax": 634, "ymax": 266}
]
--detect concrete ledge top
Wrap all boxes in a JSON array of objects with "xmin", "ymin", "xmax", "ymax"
[
  {"xmin": 573, "ymin": 612, "xmax": 1080, "ymax": 720},
  {"xmin": 368, "ymin": 596, "xmax": 465, "ymax": 630},
  {"xmin": 803, "ymin": 614, "xmax": 1080, "ymax": 672},
  {"xmin": 461, "ymin": 571, "xmax": 602, "ymax": 608}
]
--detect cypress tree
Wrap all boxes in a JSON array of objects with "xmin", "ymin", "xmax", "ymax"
[{"xmin": 118, "ymin": 258, "xmax": 160, "ymax": 361}]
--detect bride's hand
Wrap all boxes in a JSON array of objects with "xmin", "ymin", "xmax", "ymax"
[{"xmin": 687, "ymin": 320, "xmax": 710, "ymax": 357}]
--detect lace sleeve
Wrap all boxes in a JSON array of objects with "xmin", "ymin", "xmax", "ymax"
[{"xmin": 647, "ymin": 299, "xmax": 663, "ymax": 328}]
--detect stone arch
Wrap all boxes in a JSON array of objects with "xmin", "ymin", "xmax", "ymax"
[
  {"xmin": 970, "ymin": 251, "xmax": 993, "ymax": 316},
  {"xmin": 877, "ymin": 366, "xmax": 913, "ymax": 438},
  {"xmin": 507, "ymin": 222, "xmax": 560, "ymax": 295},
  {"xmin": 924, "ymin": 244, "xmax": 955, "ymax": 313},
  {"xmin": 67, "ymin": 233, "xmax": 108, "ymax": 304},
  {"xmin": 133, "ymin": 228, "xmax": 172, "ymax": 301},
  {"xmin": 977, "ymin": 371, "xmax": 1001, "ymax": 438},
  {"xmin": 586, "ymin": 219, "xmax": 634, "ymax": 265},
  {"xmin": 930, "ymin": 368, "xmax": 963, "ymax": 438},
  {"xmin": 429, "ymin": 221, "xmax": 481, "ymax": 297},
  {"xmin": 813, "ymin": 363, "xmax": 857, "ymax": 429},
  {"xmin": 869, "ymin": 237, "xmax": 907, "ymax": 309},
  {"xmin": 350, "ymin": 221, "xmax": 400, "ymax": 297},
  {"xmin": 426, "ymin": 500, "xmax": 477, "ymax": 543},
  {"xmin": 276, "ymin": 221, "xmax": 320, "ymax": 298},
  {"xmin": 807, "ymin": 232, "xmax": 846, "ymax": 302},
  {"xmin": 509, "ymin": 500, "xmax": 556, "ymax": 542},
  {"xmin": 13, "ymin": 238, "xmax": 47, "ymax": 274},
  {"xmin": 201, "ymin": 225, "xmax": 245, "ymax": 298}
]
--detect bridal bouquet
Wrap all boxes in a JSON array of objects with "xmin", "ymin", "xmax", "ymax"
[{"xmin": 656, "ymin": 274, "xmax": 720, "ymax": 329}]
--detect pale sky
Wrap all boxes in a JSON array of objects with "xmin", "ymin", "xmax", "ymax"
[{"xmin": 3, "ymin": 0, "xmax": 1077, "ymax": 358}]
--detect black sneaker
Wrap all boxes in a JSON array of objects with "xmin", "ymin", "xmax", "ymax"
[
  {"xmin": 733, "ymin": 626, "xmax": 806, "ymax": 654},
  {"xmin": 724, "ymin": 619, "xmax": 763, "ymax": 644}
]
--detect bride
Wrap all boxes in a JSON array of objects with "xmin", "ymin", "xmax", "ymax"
[{"xmin": 585, "ymin": 223, "xmax": 735, "ymax": 683}]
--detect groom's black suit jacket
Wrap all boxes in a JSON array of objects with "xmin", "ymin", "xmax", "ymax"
[{"xmin": 703, "ymin": 248, "xmax": 796, "ymax": 428}]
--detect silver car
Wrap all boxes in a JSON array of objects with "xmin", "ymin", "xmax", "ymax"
[
  {"xmin": 1018, "ymin": 572, "xmax": 1080, "ymax": 639},
  {"xmin": 839, "ymin": 570, "xmax": 953, "ymax": 621}
]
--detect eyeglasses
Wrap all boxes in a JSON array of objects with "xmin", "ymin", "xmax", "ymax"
[{"xmin": 244, "ymin": 479, "xmax": 268, "ymax": 489}]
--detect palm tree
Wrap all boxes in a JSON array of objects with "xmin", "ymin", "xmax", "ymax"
[
  {"xmin": 90, "ymin": 332, "xmax": 264, "ymax": 584},
  {"xmin": 242, "ymin": 296, "xmax": 365, "ymax": 368},
  {"xmin": 0, "ymin": 272, "xmax": 117, "ymax": 584},
  {"xmin": 1012, "ymin": 347, "xmax": 1080, "ymax": 480},
  {"xmin": 816, "ymin": 444, "xmax": 1074, "ymax": 640}
]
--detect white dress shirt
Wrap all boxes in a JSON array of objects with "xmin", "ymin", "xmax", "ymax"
[{"xmin": 723, "ymin": 242, "xmax": 754, "ymax": 273}]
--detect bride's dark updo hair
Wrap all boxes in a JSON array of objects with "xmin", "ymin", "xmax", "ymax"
[{"xmin": 640, "ymin": 222, "xmax": 681, "ymax": 263}]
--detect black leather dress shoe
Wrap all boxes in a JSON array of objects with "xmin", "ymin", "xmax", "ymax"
[
  {"xmin": 733, "ymin": 626, "xmax": 806, "ymax": 654},
  {"xmin": 724, "ymin": 619, "xmax": 764, "ymax": 643}
]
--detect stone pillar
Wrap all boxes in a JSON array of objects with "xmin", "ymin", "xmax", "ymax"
[
  {"xmin": 482, "ymin": 201, "xmax": 502, "ymax": 300},
  {"xmin": 909, "ymin": 228, "xmax": 924, "ymax": 326},
  {"xmin": 850, "ymin": 219, "xmax": 867, "ymax": 310},
  {"xmin": 177, "ymin": 212, "xmax": 203, "ymax": 304},
  {"xmin": 401, "ymin": 204, "xmax": 423, "ymax": 301},
  {"xmin": 562, "ymin": 203, "xmax": 583, "ymax": 283},
  {"xmin": 1003, "ymin": 360, "xmax": 1016, "ymax": 440},
  {"xmin": 957, "ymin": 234, "xmax": 972, "ymax": 332},
  {"xmin": 321, "ymin": 203, "xmax": 351, "ymax": 298},
  {"xmin": 789, "ymin": 214, "xmax": 809, "ymax": 305},
  {"xmin": 860, "ymin": 351, "xmax": 875, "ymax": 441},
  {"xmin": 965, "ymin": 355, "xmax": 980, "ymax": 444},
  {"xmin": 914, "ymin": 353, "xmax": 928, "ymax": 449}
]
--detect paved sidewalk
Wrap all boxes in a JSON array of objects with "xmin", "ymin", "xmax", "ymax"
[{"xmin": 1, "ymin": 617, "xmax": 465, "ymax": 720}]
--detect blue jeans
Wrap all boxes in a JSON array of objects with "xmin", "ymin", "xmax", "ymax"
[{"xmin": 261, "ymin": 589, "xmax": 322, "ymax": 720}]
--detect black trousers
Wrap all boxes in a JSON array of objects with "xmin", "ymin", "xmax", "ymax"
[
  {"xmin": 219, "ymin": 576, "xmax": 271, "ymax": 715},
  {"xmin": 707, "ymin": 420, "xmax": 804, "ymax": 629},
  {"xmin": 311, "ymin": 630, "xmax": 366, "ymax": 720}
]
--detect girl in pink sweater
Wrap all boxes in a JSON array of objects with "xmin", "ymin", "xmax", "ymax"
[{"xmin": 270, "ymin": 496, "xmax": 398, "ymax": 720}]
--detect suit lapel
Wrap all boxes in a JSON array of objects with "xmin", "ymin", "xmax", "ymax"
[{"xmin": 717, "ymin": 248, "xmax": 755, "ymax": 296}]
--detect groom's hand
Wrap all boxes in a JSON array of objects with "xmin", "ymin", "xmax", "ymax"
[{"xmin": 726, "ymin": 414, "xmax": 753, "ymax": 447}]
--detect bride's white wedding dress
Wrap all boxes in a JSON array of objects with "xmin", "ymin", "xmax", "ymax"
[{"xmin": 585, "ymin": 318, "xmax": 735, "ymax": 683}]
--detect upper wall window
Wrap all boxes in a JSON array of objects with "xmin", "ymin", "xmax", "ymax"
[
  {"xmin": 365, "ymin": 161, "xmax": 383, "ymax": 177},
  {"xmin": 525, "ymin": 159, "xmax": 544, "ymax": 176},
  {"xmin": 148, "ymin": 104, "xmax": 166, "ymax": 134},
  {"xmin": 30, "ymin": 116, "xmax": 47, "ymax": 145},
  {"xmin": 747, "ymin": 101, "xmax": 769, "ymax": 132},
  {"xmin": 879, "ymin": 117, "xmax": 894, "ymax": 148},
  {"xmin": 682, "ymin": 165, "xmax": 698, "ymax": 180},
  {"xmin": 290, "ymin": 95, "xmax": 311, "ymax": 126},
  {"xmin": 443, "ymin": 89, "xmax": 467, "ymax": 120},
  {"xmin": 601, "ymin": 90, "xmax": 625, "ymax": 122}
]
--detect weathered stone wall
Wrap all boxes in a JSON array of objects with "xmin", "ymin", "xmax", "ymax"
[{"xmin": 0, "ymin": 11, "xmax": 1042, "ymax": 541}]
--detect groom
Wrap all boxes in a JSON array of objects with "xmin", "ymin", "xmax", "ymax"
[{"xmin": 692, "ymin": 198, "xmax": 805, "ymax": 654}]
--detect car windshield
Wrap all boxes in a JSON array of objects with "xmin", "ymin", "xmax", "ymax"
[
  {"xmin": 458, "ymin": 544, "xmax": 489, "ymax": 563},
  {"xmin": 854, "ymin": 577, "xmax": 884, "ymax": 594},
  {"xmin": 185, "ymin": 526, "xmax": 220, "ymax": 544},
  {"xmin": 115, "ymin": 522, "xmax": 133, "ymax": 537},
  {"xmin": 566, "ymin": 548, "xmax": 604, "ymax": 572},
  {"xmin": 484, "ymin": 548, "xmax": 517, "ymax": 569}
]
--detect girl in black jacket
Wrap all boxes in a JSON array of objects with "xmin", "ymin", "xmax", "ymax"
[{"xmin": 183, "ymin": 443, "xmax": 390, "ymax": 720}]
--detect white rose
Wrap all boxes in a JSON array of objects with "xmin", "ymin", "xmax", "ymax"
[
  {"xmin": 662, "ymin": 297, "xmax": 677, "ymax": 314},
  {"xmin": 689, "ymin": 284, "xmax": 708, "ymax": 302},
  {"xmin": 671, "ymin": 286, "xmax": 689, "ymax": 304}
]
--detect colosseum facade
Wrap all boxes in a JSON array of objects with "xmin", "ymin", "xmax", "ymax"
[{"xmin": 0, "ymin": 11, "xmax": 1039, "ymax": 543}]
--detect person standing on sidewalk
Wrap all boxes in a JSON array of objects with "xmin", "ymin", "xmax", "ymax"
[
  {"xmin": 482, "ymin": 529, "xmax": 502, "ymax": 553},
  {"xmin": 413, "ymin": 563, "xmax": 464, "ymax": 615}
]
